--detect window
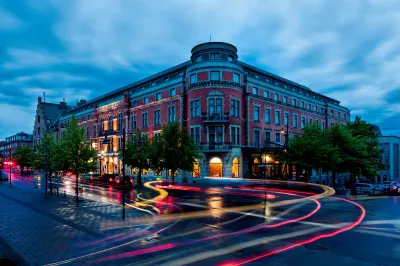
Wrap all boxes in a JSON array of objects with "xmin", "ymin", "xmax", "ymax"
[
  {"xmin": 37, "ymin": 116, "xmax": 40, "ymax": 123},
  {"xmin": 292, "ymin": 99, "xmax": 297, "ymax": 106},
  {"xmin": 190, "ymin": 74, "xmax": 197, "ymax": 84},
  {"xmin": 156, "ymin": 93, "xmax": 162, "ymax": 101},
  {"xmin": 210, "ymin": 71, "xmax": 220, "ymax": 81},
  {"xmin": 331, "ymin": 110, "xmax": 334, "ymax": 115},
  {"xmin": 230, "ymin": 99, "xmax": 240, "ymax": 117},
  {"xmin": 208, "ymin": 98, "xmax": 223, "ymax": 114},
  {"xmin": 86, "ymin": 127, "xmax": 90, "ymax": 139},
  {"xmin": 190, "ymin": 127, "xmax": 201, "ymax": 144},
  {"xmin": 151, "ymin": 82, "xmax": 156, "ymax": 87},
  {"xmin": 46, "ymin": 119, "xmax": 51, "ymax": 124},
  {"xmin": 275, "ymin": 111, "xmax": 280, "ymax": 125},
  {"xmin": 274, "ymin": 93, "xmax": 279, "ymax": 101},
  {"xmin": 301, "ymin": 117, "xmax": 306, "ymax": 128},
  {"xmin": 164, "ymin": 76, "xmax": 169, "ymax": 82},
  {"xmin": 231, "ymin": 126, "xmax": 240, "ymax": 145},
  {"xmin": 301, "ymin": 101, "xmax": 305, "ymax": 108},
  {"xmin": 170, "ymin": 88, "xmax": 176, "ymax": 96},
  {"xmin": 253, "ymin": 87, "xmax": 259, "ymax": 95},
  {"xmin": 195, "ymin": 55, "xmax": 201, "ymax": 62},
  {"xmin": 322, "ymin": 120, "xmax": 325, "ymax": 131},
  {"xmin": 265, "ymin": 131, "xmax": 271, "ymax": 144},
  {"xmin": 265, "ymin": 108, "xmax": 271, "ymax": 123},
  {"xmin": 254, "ymin": 130, "xmax": 260, "ymax": 147},
  {"xmin": 275, "ymin": 132, "xmax": 281, "ymax": 143},
  {"xmin": 308, "ymin": 117, "xmax": 312, "ymax": 124},
  {"xmin": 154, "ymin": 110, "xmax": 161, "ymax": 125},
  {"xmin": 132, "ymin": 100, "xmax": 137, "ymax": 107},
  {"xmin": 93, "ymin": 125, "xmax": 97, "ymax": 137},
  {"xmin": 264, "ymin": 90, "xmax": 269, "ymax": 98},
  {"xmin": 233, "ymin": 73, "xmax": 240, "ymax": 83},
  {"xmin": 168, "ymin": 106, "xmax": 176, "ymax": 122},
  {"xmin": 254, "ymin": 106, "xmax": 260, "ymax": 121},
  {"xmin": 210, "ymin": 53, "xmax": 220, "ymax": 60},
  {"xmin": 179, "ymin": 72, "xmax": 184, "ymax": 77},
  {"xmin": 315, "ymin": 119, "xmax": 319, "ymax": 124},
  {"xmin": 344, "ymin": 113, "xmax": 347, "ymax": 120},
  {"xmin": 130, "ymin": 115, "xmax": 136, "ymax": 130},
  {"xmin": 338, "ymin": 111, "xmax": 341, "ymax": 118},
  {"xmin": 142, "ymin": 113, "xmax": 148, "ymax": 127},
  {"xmin": 108, "ymin": 116, "xmax": 113, "ymax": 130},
  {"xmin": 154, "ymin": 130, "xmax": 162, "ymax": 137},
  {"xmin": 255, "ymin": 74, "xmax": 260, "ymax": 79},
  {"xmin": 228, "ymin": 55, "xmax": 234, "ymax": 62},
  {"xmin": 208, "ymin": 126, "xmax": 223, "ymax": 143},
  {"xmin": 283, "ymin": 96, "xmax": 288, "ymax": 103},
  {"xmin": 321, "ymin": 107, "xmax": 324, "ymax": 114},
  {"xmin": 314, "ymin": 106, "xmax": 317, "ymax": 112},
  {"xmin": 191, "ymin": 100, "xmax": 201, "ymax": 117},
  {"xmin": 284, "ymin": 113, "xmax": 289, "ymax": 126},
  {"xmin": 308, "ymin": 104, "xmax": 312, "ymax": 110},
  {"xmin": 118, "ymin": 113, "xmax": 123, "ymax": 130}
]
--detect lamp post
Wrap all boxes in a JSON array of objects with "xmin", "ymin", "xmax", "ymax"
[
  {"xmin": 99, "ymin": 151, "xmax": 104, "ymax": 175},
  {"xmin": 9, "ymin": 149, "xmax": 12, "ymax": 188},
  {"xmin": 45, "ymin": 143, "xmax": 48, "ymax": 198},
  {"xmin": 281, "ymin": 124, "xmax": 289, "ymax": 179},
  {"xmin": 122, "ymin": 128, "xmax": 126, "ymax": 220}
]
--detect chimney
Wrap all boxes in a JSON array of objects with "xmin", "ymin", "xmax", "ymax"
[
  {"xmin": 60, "ymin": 101, "xmax": 67, "ymax": 110},
  {"xmin": 38, "ymin": 97, "xmax": 42, "ymax": 104},
  {"xmin": 77, "ymin": 99, "xmax": 87, "ymax": 107}
]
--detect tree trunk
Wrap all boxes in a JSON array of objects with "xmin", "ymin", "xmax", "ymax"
[{"xmin": 137, "ymin": 168, "xmax": 142, "ymax": 186}]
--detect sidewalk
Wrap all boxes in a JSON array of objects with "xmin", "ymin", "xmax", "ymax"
[{"xmin": 0, "ymin": 182, "xmax": 152, "ymax": 265}]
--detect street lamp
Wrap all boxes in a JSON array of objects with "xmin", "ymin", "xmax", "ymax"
[{"xmin": 281, "ymin": 124, "xmax": 290, "ymax": 179}]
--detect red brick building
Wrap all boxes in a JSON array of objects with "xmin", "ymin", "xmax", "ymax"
[{"xmin": 58, "ymin": 42, "xmax": 350, "ymax": 182}]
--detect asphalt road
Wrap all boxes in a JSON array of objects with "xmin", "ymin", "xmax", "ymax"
[{"xmin": 5, "ymin": 173, "xmax": 400, "ymax": 266}]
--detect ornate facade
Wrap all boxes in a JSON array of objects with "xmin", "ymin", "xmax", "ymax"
[{"xmin": 58, "ymin": 42, "xmax": 350, "ymax": 182}]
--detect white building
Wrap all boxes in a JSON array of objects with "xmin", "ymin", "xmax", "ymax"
[{"xmin": 378, "ymin": 136, "xmax": 400, "ymax": 182}]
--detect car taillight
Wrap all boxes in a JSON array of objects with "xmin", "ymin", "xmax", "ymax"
[
  {"xmin": 109, "ymin": 178, "xmax": 112, "ymax": 182},
  {"xmin": 393, "ymin": 186, "xmax": 397, "ymax": 190},
  {"xmin": 90, "ymin": 177, "xmax": 92, "ymax": 180},
  {"xmin": 116, "ymin": 180, "xmax": 120, "ymax": 183}
]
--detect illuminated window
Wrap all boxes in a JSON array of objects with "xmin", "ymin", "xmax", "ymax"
[
  {"xmin": 209, "ymin": 157, "xmax": 223, "ymax": 177},
  {"xmin": 192, "ymin": 160, "xmax": 200, "ymax": 178},
  {"xmin": 231, "ymin": 158, "xmax": 240, "ymax": 178}
]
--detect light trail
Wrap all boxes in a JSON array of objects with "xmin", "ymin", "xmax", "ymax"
[
  {"xmin": 91, "ymin": 191, "xmax": 320, "ymax": 264},
  {"xmin": 44, "ymin": 182, "xmax": 176, "ymax": 266}
]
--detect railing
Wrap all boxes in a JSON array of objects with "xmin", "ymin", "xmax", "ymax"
[
  {"xmin": 99, "ymin": 130, "xmax": 121, "ymax": 137},
  {"xmin": 202, "ymin": 113, "xmax": 229, "ymax": 123},
  {"xmin": 199, "ymin": 142, "xmax": 232, "ymax": 152},
  {"xmin": 187, "ymin": 80, "xmax": 243, "ymax": 90}
]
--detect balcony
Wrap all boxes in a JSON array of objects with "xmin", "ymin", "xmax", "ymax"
[
  {"xmin": 99, "ymin": 130, "xmax": 121, "ymax": 137},
  {"xmin": 199, "ymin": 142, "xmax": 232, "ymax": 152},
  {"xmin": 202, "ymin": 113, "xmax": 229, "ymax": 123}
]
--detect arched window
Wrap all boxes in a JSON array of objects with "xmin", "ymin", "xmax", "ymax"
[
  {"xmin": 231, "ymin": 158, "xmax": 240, "ymax": 178},
  {"xmin": 209, "ymin": 157, "xmax": 222, "ymax": 177}
]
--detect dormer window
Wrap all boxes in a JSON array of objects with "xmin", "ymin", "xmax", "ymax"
[
  {"xmin": 228, "ymin": 55, "xmax": 234, "ymax": 62},
  {"xmin": 195, "ymin": 55, "xmax": 202, "ymax": 62},
  {"xmin": 143, "ymin": 96, "xmax": 149, "ymax": 104},
  {"xmin": 151, "ymin": 82, "xmax": 156, "ymax": 86}
]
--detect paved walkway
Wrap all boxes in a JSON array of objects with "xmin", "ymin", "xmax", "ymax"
[{"xmin": 0, "ymin": 182, "xmax": 151, "ymax": 265}]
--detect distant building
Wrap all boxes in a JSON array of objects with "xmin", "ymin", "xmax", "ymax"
[
  {"xmin": 2, "ymin": 132, "xmax": 33, "ymax": 157},
  {"xmin": 32, "ymin": 96, "xmax": 71, "ymax": 147},
  {"xmin": 0, "ymin": 141, "xmax": 5, "ymax": 170},
  {"xmin": 378, "ymin": 136, "xmax": 400, "ymax": 182}
]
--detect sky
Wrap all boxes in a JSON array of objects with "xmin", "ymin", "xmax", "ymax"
[{"xmin": 1, "ymin": 0, "xmax": 400, "ymax": 140}]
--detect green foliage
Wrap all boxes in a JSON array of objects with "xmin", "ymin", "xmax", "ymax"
[
  {"xmin": 55, "ymin": 117, "xmax": 97, "ymax": 175},
  {"xmin": 288, "ymin": 117, "xmax": 383, "ymax": 184},
  {"xmin": 121, "ymin": 130, "xmax": 151, "ymax": 185},
  {"xmin": 31, "ymin": 133, "xmax": 55, "ymax": 171},
  {"xmin": 13, "ymin": 146, "xmax": 34, "ymax": 170},
  {"xmin": 150, "ymin": 121, "xmax": 202, "ymax": 184}
]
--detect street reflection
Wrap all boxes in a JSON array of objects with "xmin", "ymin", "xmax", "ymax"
[{"xmin": 208, "ymin": 196, "xmax": 223, "ymax": 218}]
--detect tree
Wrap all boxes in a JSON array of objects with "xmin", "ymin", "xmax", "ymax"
[
  {"xmin": 151, "ymin": 121, "xmax": 202, "ymax": 184},
  {"xmin": 13, "ymin": 146, "xmax": 34, "ymax": 173},
  {"xmin": 56, "ymin": 117, "xmax": 97, "ymax": 204},
  {"xmin": 288, "ymin": 123, "xmax": 334, "ymax": 182},
  {"xmin": 122, "ymin": 130, "xmax": 151, "ymax": 186}
]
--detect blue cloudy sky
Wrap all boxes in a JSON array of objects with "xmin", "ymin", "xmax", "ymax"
[{"xmin": 1, "ymin": 0, "xmax": 400, "ymax": 140}]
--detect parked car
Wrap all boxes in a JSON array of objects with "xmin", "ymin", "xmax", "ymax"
[
  {"xmin": 371, "ymin": 184, "xmax": 384, "ymax": 194},
  {"xmin": 382, "ymin": 181, "xmax": 399, "ymax": 193},
  {"xmin": 355, "ymin": 183, "xmax": 380, "ymax": 195},
  {"xmin": 81, "ymin": 173, "xmax": 101, "ymax": 182},
  {"xmin": 1, "ymin": 172, "xmax": 8, "ymax": 181},
  {"xmin": 99, "ymin": 174, "xmax": 120, "ymax": 185},
  {"xmin": 113, "ymin": 176, "xmax": 134, "ymax": 189}
]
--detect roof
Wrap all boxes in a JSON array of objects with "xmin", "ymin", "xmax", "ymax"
[
  {"xmin": 65, "ymin": 60, "xmax": 191, "ymax": 114},
  {"xmin": 237, "ymin": 61, "xmax": 341, "ymax": 104}
]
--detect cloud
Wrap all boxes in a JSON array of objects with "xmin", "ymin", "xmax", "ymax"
[
  {"xmin": 1, "ymin": 0, "xmax": 400, "ymax": 139},
  {"xmin": 0, "ymin": 8, "xmax": 21, "ymax": 30}
]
